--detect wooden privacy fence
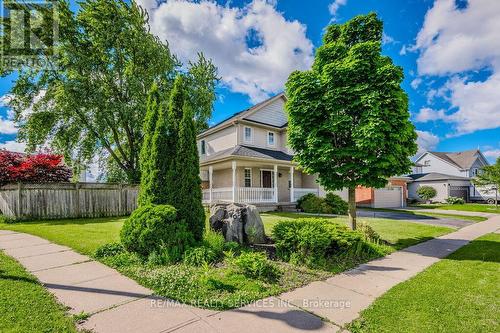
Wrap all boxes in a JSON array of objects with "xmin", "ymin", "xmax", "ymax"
[{"xmin": 0, "ymin": 183, "xmax": 139, "ymax": 220}]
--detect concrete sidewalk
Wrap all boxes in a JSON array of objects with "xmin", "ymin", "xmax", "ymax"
[{"xmin": 1, "ymin": 214, "xmax": 499, "ymax": 332}]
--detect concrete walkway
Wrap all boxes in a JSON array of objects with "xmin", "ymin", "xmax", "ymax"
[{"xmin": 1, "ymin": 214, "xmax": 499, "ymax": 332}]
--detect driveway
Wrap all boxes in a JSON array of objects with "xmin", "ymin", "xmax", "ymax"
[{"xmin": 357, "ymin": 209, "xmax": 474, "ymax": 229}]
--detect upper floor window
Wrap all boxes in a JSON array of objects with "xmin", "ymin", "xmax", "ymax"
[
  {"xmin": 244, "ymin": 126, "xmax": 253, "ymax": 143},
  {"xmin": 267, "ymin": 131, "xmax": 275, "ymax": 146},
  {"xmin": 423, "ymin": 160, "xmax": 431, "ymax": 166},
  {"xmin": 244, "ymin": 168, "xmax": 252, "ymax": 187},
  {"xmin": 200, "ymin": 140, "xmax": 206, "ymax": 155}
]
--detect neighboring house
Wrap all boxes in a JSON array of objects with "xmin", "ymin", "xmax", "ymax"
[
  {"xmin": 408, "ymin": 150, "xmax": 491, "ymax": 202},
  {"xmin": 413, "ymin": 150, "xmax": 488, "ymax": 178},
  {"xmin": 198, "ymin": 93, "xmax": 406, "ymax": 209},
  {"xmin": 356, "ymin": 177, "xmax": 411, "ymax": 209}
]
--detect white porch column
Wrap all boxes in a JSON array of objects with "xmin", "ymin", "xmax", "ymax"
[
  {"xmin": 208, "ymin": 166, "xmax": 213, "ymax": 204},
  {"xmin": 290, "ymin": 166, "xmax": 294, "ymax": 202},
  {"xmin": 274, "ymin": 164, "xmax": 278, "ymax": 203},
  {"xmin": 232, "ymin": 161, "xmax": 237, "ymax": 203}
]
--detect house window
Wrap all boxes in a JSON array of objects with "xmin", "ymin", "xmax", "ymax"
[
  {"xmin": 244, "ymin": 127, "xmax": 252, "ymax": 143},
  {"xmin": 423, "ymin": 160, "xmax": 431, "ymax": 166},
  {"xmin": 244, "ymin": 168, "xmax": 252, "ymax": 187},
  {"xmin": 267, "ymin": 131, "xmax": 275, "ymax": 146},
  {"xmin": 200, "ymin": 140, "xmax": 206, "ymax": 155}
]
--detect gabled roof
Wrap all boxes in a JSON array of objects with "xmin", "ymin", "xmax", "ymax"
[
  {"xmin": 408, "ymin": 173, "xmax": 470, "ymax": 182},
  {"xmin": 419, "ymin": 149, "xmax": 486, "ymax": 170},
  {"xmin": 199, "ymin": 93, "xmax": 286, "ymax": 137},
  {"xmin": 200, "ymin": 145, "xmax": 293, "ymax": 164}
]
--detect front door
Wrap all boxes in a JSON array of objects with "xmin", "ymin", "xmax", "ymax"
[{"xmin": 262, "ymin": 170, "xmax": 272, "ymax": 188}]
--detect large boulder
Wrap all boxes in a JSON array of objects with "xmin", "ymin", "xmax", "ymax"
[
  {"xmin": 209, "ymin": 203, "xmax": 266, "ymax": 244},
  {"xmin": 244, "ymin": 205, "xmax": 266, "ymax": 244}
]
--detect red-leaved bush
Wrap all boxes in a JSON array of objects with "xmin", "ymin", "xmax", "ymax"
[{"xmin": 0, "ymin": 150, "xmax": 72, "ymax": 186}]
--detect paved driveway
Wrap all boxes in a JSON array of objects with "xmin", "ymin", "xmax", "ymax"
[{"xmin": 357, "ymin": 209, "xmax": 474, "ymax": 229}]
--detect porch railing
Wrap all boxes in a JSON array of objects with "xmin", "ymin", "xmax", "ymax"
[
  {"xmin": 202, "ymin": 186, "xmax": 319, "ymax": 204},
  {"xmin": 202, "ymin": 187, "xmax": 232, "ymax": 203},
  {"xmin": 293, "ymin": 188, "xmax": 319, "ymax": 202},
  {"xmin": 238, "ymin": 187, "xmax": 275, "ymax": 203}
]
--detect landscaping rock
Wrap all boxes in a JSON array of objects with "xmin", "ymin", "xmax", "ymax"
[
  {"xmin": 225, "ymin": 204, "xmax": 245, "ymax": 243},
  {"xmin": 245, "ymin": 205, "xmax": 266, "ymax": 244},
  {"xmin": 209, "ymin": 203, "xmax": 266, "ymax": 245},
  {"xmin": 209, "ymin": 205, "xmax": 226, "ymax": 232}
]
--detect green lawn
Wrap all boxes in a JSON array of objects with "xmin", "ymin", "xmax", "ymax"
[
  {"xmin": 416, "ymin": 203, "xmax": 500, "ymax": 214},
  {"xmin": 0, "ymin": 217, "xmax": 125, "ymax": 255},
  {"xmin": 0, "ymin": 213, "xmax": 453, "ymax": 256},
  {"xmin": 0, "ymin": 213, "xmax": 454, "ymax": 311},
  {"xmin": 0, "ymin": 250, "xmax": 77, "ymax": 332},
  {"xmin": 349, "ymin": 233, "xmax": 500, "ymax": 333},
  {"xmin": 261, "ymin": 212, "xmax": 453, "ymax": 251}
]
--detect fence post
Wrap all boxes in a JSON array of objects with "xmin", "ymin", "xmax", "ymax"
[
  {"xmin": 119, "ymin": 184, "xmax": 124, "ymax": 215},
  {"xmin": 75, "ymin": 183, "xmax": 81, "ymax": 218},
  {"xmin": 17, "ymin": 182, "xmax": 23, "ymax": 218}
]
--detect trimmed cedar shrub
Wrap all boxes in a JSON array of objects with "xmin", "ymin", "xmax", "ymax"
[
  {"xmin": 120, "ymin": 204, "xmax": 194, "ymax": 259},
  {"xmin": 169, "ymin": 102, "xmax": 205, "ymax": 241},
  {"xmin": 296, "ymin": 193, "xmax": 316, "ymax": 210},
  {"xmin": 324, "ymin": 193, "xmax": 348, "ymax": 215},
  {"xmin": 272, "ymin": 218, "xmax": 383, "ymax": 268},
  {"xmin": 416, "ymin": 186, "xmax": 437, "ymax": 202},
  {"xmin": 137, "ymin": 83, "xmax": 162, "ymax": 206},
  {"xmin": 298, "ymin": 193, "xmax": 348, "ymax": 215}
]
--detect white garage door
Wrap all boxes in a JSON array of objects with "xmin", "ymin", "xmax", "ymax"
[{"xmin": 374, "ymin": 187, "xmax": 403, "ymax": 208}]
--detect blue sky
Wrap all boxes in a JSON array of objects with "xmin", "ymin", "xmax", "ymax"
[{"xmin": 1, "ymin": 0, "xmax": 499, "ymax": 163}]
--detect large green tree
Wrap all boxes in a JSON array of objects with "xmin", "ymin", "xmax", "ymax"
[
  {"xmin": 285, "ymin": 13, "xmax": 417, "ymax": 229},
  {"xmin": 1, "ymin": 0, "xmax": 217, "ymax": 182},
  {"xmin": 473, "ymin": 158, "xmax": 500, "ymax": 208}
]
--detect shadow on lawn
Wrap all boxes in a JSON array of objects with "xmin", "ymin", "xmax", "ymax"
[
  {"xmin": 390, "ymin": 236, "xmax": 436, "ymax": 250},
  {"xmin": 0, "ymin": 271, "xmax": 39, "ymax": 284},
  {"xmin": 4, "ymin": 217, "xmax": 126, "ymax": 226}
]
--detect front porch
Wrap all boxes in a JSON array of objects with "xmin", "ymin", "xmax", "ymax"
[{"xmin": 201, "ymin": 160, "xmax": 320, "ymax": 205}]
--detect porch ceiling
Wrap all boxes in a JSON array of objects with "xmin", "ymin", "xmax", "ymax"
[{"xmin": 200, "ymin": 157, "xmax": 294, "ymax": 171}]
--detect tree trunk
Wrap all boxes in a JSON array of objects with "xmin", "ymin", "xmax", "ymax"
[{"xmin": 348, "ymin": 187, "xmax": 357, "ymax": 230}]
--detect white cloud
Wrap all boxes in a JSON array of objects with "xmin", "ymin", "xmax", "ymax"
[
  {"xmin": 328, "ymin": 0, "xmax": 347, "ymax": 18},
  {"xmin": 382, "ymin": 33, "xmax": 396, "ymax": 45},
  {"xmin": 414, "ymin": 0, "xmax": 500, "ymax": 135},
  {"xmin": 0, "ymin": 94, "xmax": 12, "ymax": 107},
  {"xmin": 140, "ymin": 0, "xmax": 313, "ymax": 103},
  {"xmin": 411, "ymin": 78, "xmax": 422, "ymax": 89},
  {"xmin": 416, "ymin": 0, "xmax": 500, "ymax": 76},
  {"xmin": 415, "ymin": 107, "xmax": 448, "ymax": 123},
  {"xmin": 0, "ymin": 118, "xmax": 17, "ymax": 134},
  {"xmin": 483, "ymin": 149, "xmax": 500, "ymax": 160},
  {"xmin": 416, "ymin": 130, "xmax": 440, "ymax": 156},
  {"xmin": 0, "ymin": 140, "xmax": 26, "ymax": 153}
]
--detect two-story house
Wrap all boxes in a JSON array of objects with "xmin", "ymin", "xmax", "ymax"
[
  {"xmin": 408, "ymin": 150, "xmax": 491, "ymax": 202},
  {"xmin": 197, "ymin": 93, "xmax": 412, "ymax": 210},
  {"xmin": 197, "ymin": 93, "xmax": 324, "ymax": 209},
  {"xmin": 413, "ymin": 150, "xmax": 489, "ymax": 178}
]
